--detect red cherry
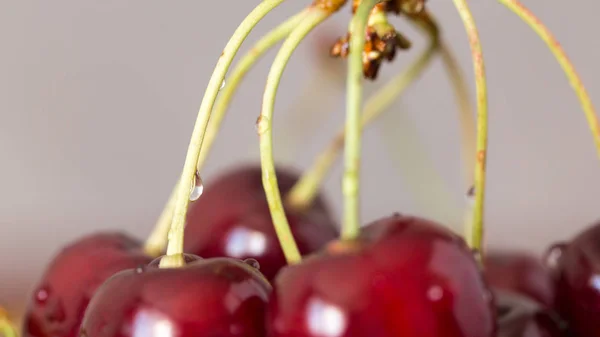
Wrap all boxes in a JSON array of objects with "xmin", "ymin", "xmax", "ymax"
[
  {"xmin": 79, "ymin": 257, "xmax": 271, "ymax": 337},
  {"xmin": 23, "ymin": 232, "xmax": 152, "ymax": 337},
  {"xmin": 484, "ymin": 251, "xmax": 555, "ymax": 308},
  {"xmin": 494, "ymin": 289, "xmax": 564, "ymax": 337},
  {"xmin": 266, "ymin": 214, "xmax": 495, "ymax": 337},
  {"xmin": 549, "ymin": 220, "xmax": 600, "ymax": 337},
  {"xmin": 183, "ymin": 165, "xmax": 338, "ymax": 280}
]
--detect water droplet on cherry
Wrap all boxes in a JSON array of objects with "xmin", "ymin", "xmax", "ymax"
[
  {"xmin": 189, "ymin": 172, "xmax": 204, "ymax": 202},
  {"xmin": 134, "ymin": 265, "xmax": 145, "ymax": 274},
  {"xmin": 243, "ymin": 258, "xmax": 260, "ymax": 270}
]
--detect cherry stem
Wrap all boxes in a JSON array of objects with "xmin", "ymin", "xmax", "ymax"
[
  {"xmin": 160, "ymin": 0, "xmax": 287, "ymax": 268},
  {"xmin": 342, "ymin": 0, "xmax": 382, "ymax": 240},
  {"xmin": 144, "ymin": 10, "xmax": 306, "ymax": 258},
  {"xmin": 451, "ymin": 0, "xmax": 488, "ymax": 264},
  {"xmin": 259, "ymin": 3, "xmax": 339, "ymax": 265},
  {"xmin": 287, "ymin": 14, "xmax": 439, "ymax": 212},
  {"xmin": 438, "ymin": 41, "xmax": 477, "ymax": 188},
  {"xmin": 497, "ymin": 0, "xmax": 600, "ymax": 159},
  {"xmin": 0, "ymin": 311, "xmax": 18, "ymax": 337}
]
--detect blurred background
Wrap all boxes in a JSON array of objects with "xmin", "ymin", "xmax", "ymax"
[{"xmin": 1, "ymin": 0, "xmax": 599, "ymax": 322}]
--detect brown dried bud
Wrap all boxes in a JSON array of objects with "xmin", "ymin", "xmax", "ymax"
[{"xmin": 330, "ymin": 26, "xmax": 412, "ymax": 80}]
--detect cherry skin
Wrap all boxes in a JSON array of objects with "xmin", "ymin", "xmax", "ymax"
[
  {"xmin": 23, "ymin": 232, "xmax": 153, "ymax": 337},
  {"xmin": 494, "ymin": 289, "xmax": 564, "ymax": 337},
  {"xmin": 79, "ymin": 257, "xmax": 271, "ymax": 337},
  {"xmin": 266, "ymin": 213, "xmax": 496, "ymax": 337},
  {"xmin": 548, "ymin": 220, "xmax": 600, "ymax": 337},
  {"xmin": 484, "ymin": 251, "xmax": 555, "ymax": 308},
  {"xmin": 183, "ymin": 164, "xmax": 338, "ymax": 281}
]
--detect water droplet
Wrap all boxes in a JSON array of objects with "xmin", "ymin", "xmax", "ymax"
[
  {"xmin": 35, "ymin": 287, "xmax": 50, "ymax": 305},
  {"xmin": 466, "ymin": 186, "xmax": 475, "ymax": 204},
  {"xmin": 220, "ymin": 79, "xmax": 226, "ymax": 90},
  {"xmin": 243, "ymin": 258, "xmax": 260, "ymax": 270},
  {"xmin": 427, "ymin": 285, "xmax": 444, "ymax": 301},
  {"xmin": 135, "ymin": 265, "xmax": 145, "ymax": 274},
  {"xmin": 189, "ymin": 171, "xmax": 204, "ymax": 201}
]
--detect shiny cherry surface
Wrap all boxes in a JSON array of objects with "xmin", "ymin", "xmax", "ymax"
[
  {"xmin": 495, "ymin": 290, "xmax": 564, "ymax": 337},
  {"xmin": 183, "ymin": 165, "xmax": 338, "ymax": 280},
  {"xmin": 484, "ymin": 251, "xmax": 555, "ymax": 308},
  {"xmin": 267, "ymin": 214, "xmax": 496, "ymax": 337},
  {"xmin": 23, "ymin": 232, "xmax": 152, "ymax": 337},
  {"xmin": 79, "ymin": 257, "xmax": 271, "ymax": 337},
  {"xmin": 550, "ymin": 221, "xmax": 600, "ymax": 337}
]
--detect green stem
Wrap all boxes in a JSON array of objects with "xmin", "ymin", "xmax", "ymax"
[
  {"xmin": 342, "ymin": 0, "xmax": 382, "ymax": 240},
  {"xmin": 160, "ymin": 0, "xmax": 287, "ymax": 268},
  {"xmin": 0, "ymin": 319, "xmax": 18, "ymax": 337},
  {"xmin": 259, "ymin": 7, "xmax": 332, "ymax": 265},
  {"xmin": 451, "ymin": 0, "xmax": 488, "ymax": 264},
  {"xmin": 497, "ymin": 0, "xmax": 600, "ymax": 160},
  {"xmin": 145, "ymin": 10, "xmax": 306, "ymax": 257},
  {"xmin": 287, "ymin": 19, "xmax": 439, "ymax": 211},
  {"xmin": 439, "ymin": 42, "xmax": 476, "ymax": 188}
]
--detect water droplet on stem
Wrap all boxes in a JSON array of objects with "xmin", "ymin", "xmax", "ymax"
[{"xmin": 189, "ymin": 172, "xmax": 204, "ymax": 201}]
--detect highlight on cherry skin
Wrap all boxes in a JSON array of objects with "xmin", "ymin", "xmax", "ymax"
[
  {"xmin": 21, "ymin": 233, "xmax": 153, "ymax": 337},
  {"xmin": 4, "ymin": 0, "xmax": 599, "ymax": 337},
  {"xmin": 183, "ymin": 165, "xmax": 338, "ymax": 281},
  {"xmin": 545, "ymin": 221, "xmax": 600, "ymax": 337},
  {"xmin": 79, "ymin": 257, "xmax": 271, "ymax": 337},
  {"xmin": 267, "ymin": 214, "xmax": 497, "ymax": 337}
]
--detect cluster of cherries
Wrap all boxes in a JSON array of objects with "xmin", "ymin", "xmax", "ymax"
[
  {"xmin": 2, "ymin": 0, "xmax": 598, "ymax": 336},
  {"xmin": 11, "ymin": 163, "xmax": 600, "ymax": 337}
]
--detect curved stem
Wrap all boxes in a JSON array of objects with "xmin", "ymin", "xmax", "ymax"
[
  {"xmin": 438, "ymin": 42, "xmax": 477, "ymax": 187},
  {"xmin": 412, "ymin": 13, "xmax": 476, "ymax": 186},
  {"xmin": 260, "ymin": 4, "xmax": 339, "ymax": 264},
  {"xmin": 0, "ymin": 311, "xmax": 18, "ymax": 337},
  {"xmin": 342, "ymin": 0, "xmax": 382, "ymax": 240},
  {"xmin": 145, "ymin": 10, "xmax": 306, "ymax": 257},
  {"xmin": 287, "ymin": 18, "xmax": 439, "ymax": 211},
  {"xmin": 259, "ymin": 7, "xmax": 333, "ymax": 265},
  {"xmin": 497, "ymin": 0, "xmax": 600, "ymax": 160},
  {"xmin": 452, "ymin": 0, "xmax": 488, "ymax": 263},
  {"xmin": 160, "ymin": 0, "xmax": 287, "ymax": 268}
]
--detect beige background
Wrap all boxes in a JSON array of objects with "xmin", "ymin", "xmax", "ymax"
[{"xmin": 1, "ymin": 0, "xmax": 599, "ymax": 318}]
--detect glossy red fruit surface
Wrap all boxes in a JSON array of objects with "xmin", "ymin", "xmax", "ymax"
[
  {"xmin": 267, "ymin": 214, "xmax": 495, "ymax": 337},
  {"xmin": 23, "ymin": 232, "xmax": 152, "ymax": 337},
  {"xmin": 495, "ymin": 289, "xmax": 564, "ymax": 337},
  {"xmin": 79, "ymin": 257, "xmax": 271, "ymax": 337},
  {"xmin": 183, "ymin": 165, "xmax": 338, "ymax": 280},
  {"xmin": 484, "ymin": 251, "xmax": 555, "ymax": 308},
  {"xmin": 550, "ymin": 220, "xmax": 600, "ymax": 337}
]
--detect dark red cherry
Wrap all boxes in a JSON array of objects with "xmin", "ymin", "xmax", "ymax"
[
  {"xmin": 23, "ymin": 232, "xmax": 152, "ymax": 337},
  {"xmin": 266, "ymin": 213, "xmax": 496, "ymax": 337},
  {"xmin": 495, "ymin": 289, "xmax": 565, "ymax": 337},
  {"xmin": 550, "ymin": 220, "xmax": 600, "ymax": 337},
  {"xmin": 79, "ymin": 257, "xmax": 271, "ymax": 337},
  {"xmin": 484, "ymin": 251, "xmax": 555, "ymax": 308},
  {"xmin": 183, "ymin": 164, "xmax": 338, "ymax": 280}
]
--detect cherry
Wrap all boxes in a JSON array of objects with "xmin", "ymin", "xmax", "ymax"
[
  {"xmin": 79, "ymin": 257, "xmax": 271, "ymax": 337},
  {"xmin": 23, "ymin": 232, "xmax": 153, "ymax": 337},
  {"xmin": 549, "ymin": 220, "xmax": 600, "ymax": 337},
  {"xmin": 266, "ymin": 213, "xmax": 495, "ymax": 337},
  {"xmin": 484, "ymin": 251, "xmax": 555, "ymax": 308},
  {"xmin": 494, "ymin": 289, "xmax": 564, "ymax": 337},
  {"xmin": 183, "ymin": 164, "xmax": 338, "ymax": 280}
]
